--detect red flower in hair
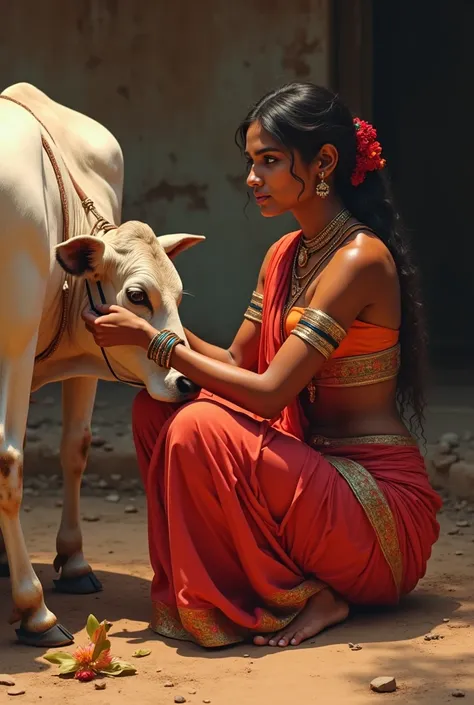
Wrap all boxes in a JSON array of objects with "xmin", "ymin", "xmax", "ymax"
[{"xmin": 351, "ymin": 118, "xmax": 386, "ymax": 186}]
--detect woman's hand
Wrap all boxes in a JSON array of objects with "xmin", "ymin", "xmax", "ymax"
[{"xmin": 81, "ymin": 304, "xmax": 155, "ymax": 349}]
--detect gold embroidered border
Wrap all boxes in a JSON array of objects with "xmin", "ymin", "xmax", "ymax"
[
  {"xmin": 150, "ymin": 602, "xmax": 193, "ymax": 642},
  {"xmin": 309, "ymin": 433, "xmax": 417, "ymax": 448},
  {"xmin": 315, "ymin": 344, "xmax": 400, "ymax": 387},
  {"xmin": 326, "ymin": 455, "xmax": 403, "ymax": 595},
  {"xmin": 150, "ymin": 580, "xmax": 324, "ymax": 647},
  {"xmin": 179, "ymin": 607, "xmax": 244, "ymax": 647},
  {"xmin": 265, "ymin": 579, "xmax": 325, "ymax": 607}
]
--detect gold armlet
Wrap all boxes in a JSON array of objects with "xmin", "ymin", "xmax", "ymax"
[
  {"xmin": 243, "ymin": 290, "xmax": 263, "ymax": 324},
  {"xmin": 290, "ymin": 308, "xmax": 346, "ymax": 359}
]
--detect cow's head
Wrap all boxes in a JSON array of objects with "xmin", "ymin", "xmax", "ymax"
[{"xmin": 55, "ymin": 220, "xmax": 204, "ymax": 401}]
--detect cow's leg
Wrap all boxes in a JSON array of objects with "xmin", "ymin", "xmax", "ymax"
[
  {"xmin": 0, "ymin": 342, "xmax": 73, "ymax": 646},
  {"xmin": 0, "ymin": 528, "xmax": 9, "ymax": 577},
  {"xmin": 53, "ymin": 377, "xmax": 102, "ymax": 594}
]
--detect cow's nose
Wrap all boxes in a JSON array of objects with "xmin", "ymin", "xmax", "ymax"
[{"xmin": 176, "ymin": 376, "xmax": 201, "ymax": 397}]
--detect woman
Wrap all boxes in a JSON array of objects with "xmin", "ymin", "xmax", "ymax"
[{"xmin": 83, "ymin": 82, "xmax": 441, "ymax": 648}]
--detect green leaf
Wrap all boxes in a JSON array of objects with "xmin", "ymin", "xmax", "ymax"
[
  {"xmin": 59, "ymin": 661, "xmax": 80, "ymax": 676},
  {"xmin": 44, "ymin": 652, "xmax": 77, "ymax": 666},
  {"xmin": 86, "ymin": 614, "xmax": 101, "ymax": 640},
  {"xmin": 100, "ymin": 660, "xmax": 137, "ymax": 677},
  {"xmin": 132, "ymin": 649, "xmax": 151, "ymax": 658}
]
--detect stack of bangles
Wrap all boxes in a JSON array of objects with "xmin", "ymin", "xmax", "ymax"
[{"xmin": 147, "ymin": 330, "xmax": 184, "ymax": 368}]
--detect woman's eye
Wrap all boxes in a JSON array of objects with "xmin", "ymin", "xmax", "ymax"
[
  {"xmin": 264, "ymin": 156, "xmax": 277, "ymax": 165},
  {"xmin": 126, "ymin": 288, "xmax": 148, "ymax": 305}
]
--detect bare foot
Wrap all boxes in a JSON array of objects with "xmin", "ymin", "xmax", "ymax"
[{"xmin": 253, "ymin": 588, "xmax": 349, "ymax": 647}]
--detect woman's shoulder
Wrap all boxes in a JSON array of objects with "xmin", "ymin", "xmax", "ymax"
[
  {"xmin": 339, "ymin": 226, "xmax": 394, "ymax": 266},
  {"xmin": 328, "ymin": 227, "xmax": 397, "ymax": 284}
]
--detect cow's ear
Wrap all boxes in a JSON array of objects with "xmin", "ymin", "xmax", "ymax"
[
  {"xmin": 55, "ymin": 236, "xmax": 106, "ymax": 277},
  {"xmin": 158, "ymin": 233, "xmax": 205, "ymax": 259}
]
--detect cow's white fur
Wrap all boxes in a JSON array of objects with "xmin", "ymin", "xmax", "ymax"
[{"xmin": 0, "ymin": 83, "xmax": 203, "ymax": 642}]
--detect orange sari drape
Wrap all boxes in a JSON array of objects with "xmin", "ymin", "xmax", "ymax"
[{"xmin": 132, "ymin": 231, "xmax": 442, "ymax": 647}]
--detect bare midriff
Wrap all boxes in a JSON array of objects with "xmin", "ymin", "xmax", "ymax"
[{"xmin": 286, "ymin": 308, "xmax": 411, "ymax": 438}]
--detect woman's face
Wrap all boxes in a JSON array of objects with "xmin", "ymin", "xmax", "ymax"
[{"xmin": 245, "ymin": 120, "xmax": 318, "ymax": 218}]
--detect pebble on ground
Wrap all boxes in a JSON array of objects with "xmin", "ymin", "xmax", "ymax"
[{"xmin": 370, "ymin": 676, "xmax": 397, "ymax": 693}]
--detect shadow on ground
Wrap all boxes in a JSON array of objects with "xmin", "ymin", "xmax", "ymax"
[{"xmin": 0, "ymin": 562, "xmax": 466, "ymax": 671}]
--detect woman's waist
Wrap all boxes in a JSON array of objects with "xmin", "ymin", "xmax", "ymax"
[
  {"xmin": 303, "ymin": 388, "xmax": 404, "ymax": 434},
  {"xmin": 306, "ymin": 429, "xmax": 431, "ymax": 479}
]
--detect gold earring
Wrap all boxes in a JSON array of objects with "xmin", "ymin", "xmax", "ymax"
[{"xmin": 316, "ymin": 172, "xmax": 330, "ymax": 198}]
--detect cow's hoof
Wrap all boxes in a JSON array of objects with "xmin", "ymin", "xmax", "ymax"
[
  {"xmin": 53, "ymin": 571, "xmax": 103, "ymax": 594},
  {"xmin": 16, "ymin": 623, "xmax": 74, "ymax": 647},
  {"xmin": 0, "ymin": 563, "xmax": 10, "ymax": 578}
]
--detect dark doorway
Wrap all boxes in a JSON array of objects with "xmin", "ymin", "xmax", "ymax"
[{"xmin": 372, "ymin": 1, "xmax": 474, "ymax": 369}]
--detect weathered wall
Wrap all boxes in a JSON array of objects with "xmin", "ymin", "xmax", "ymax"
[{"xmin": 0, "ymin": 0, "xmax": 330, "ymax": 345}]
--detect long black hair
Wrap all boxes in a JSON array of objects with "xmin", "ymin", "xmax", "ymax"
[{"xmin": 236, "ymin": 82, "xmax": 427, "ymax": 434}]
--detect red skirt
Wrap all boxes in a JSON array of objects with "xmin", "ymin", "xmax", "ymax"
[{"xmin": 132, "ymin": 390, "xmax": 441, "ymax": 647}]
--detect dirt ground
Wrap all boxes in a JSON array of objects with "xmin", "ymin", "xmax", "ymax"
[
  {"xmin": 1, "ymin": 378, "xmax": 473, "ymax": 703},
  {"xmin": 0, "ymin": 497, "xmax": 472, "ymax": 705}
]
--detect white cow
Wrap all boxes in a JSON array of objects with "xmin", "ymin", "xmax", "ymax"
[{"xmin": 0, "ymin": 83, "xmax": 203, "ymax": 646}]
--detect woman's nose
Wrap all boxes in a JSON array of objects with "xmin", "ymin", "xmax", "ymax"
[{"xmin": 246, "ymin": 167, "xmax": 263, "ymax": 188}]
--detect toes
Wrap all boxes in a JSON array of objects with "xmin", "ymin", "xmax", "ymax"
[
  {"xmin": 277, "ymin": 635, "xmax": 291, "ymax": 647},
  {"xmin": 290, "ymin": 626, "xmax": 315, "ymax": 646},
  {"xmin": 269, "ymin": 630, "xmax": 293, "ymax": 647},
  {"xmin": 253, "ymin": 635, "xmax": 270, "ymax": 646}
]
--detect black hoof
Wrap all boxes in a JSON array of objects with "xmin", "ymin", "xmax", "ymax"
[
  {"xmin": 16, "ymin": 623, "xmax": 74, "ymax": 647},
  {"xmin": 53, "ymin": 571, "xmax": 103, "ymax": 595},
  {"xmin": 0, "ymin": 563, "xmax": 10, "ymax": 578}
]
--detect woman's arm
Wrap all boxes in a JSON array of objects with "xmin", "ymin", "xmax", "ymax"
[
  {"xmin": 182, "ymin": 328, "xmax": 236, "ymax": 365},
  {"xmin": 183, "ymin": 321, "xmax": 259, "ymax": 369},
  {"xmin": 84, "ymin": 245, "xmax": 387, "ymax": 419}
]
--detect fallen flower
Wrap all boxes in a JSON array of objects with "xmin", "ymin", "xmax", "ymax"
[
  {"xmin": 75, "ymin": 669, "xmax": 95, "ymax": 682},
  {"xmin": 44, "ymin": 614, "xmax": 137, "ymax": 681}
]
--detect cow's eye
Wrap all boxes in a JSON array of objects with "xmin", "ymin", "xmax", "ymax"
[{"xmin": 126, "ymin": 288, "xmax": 148, "ymax": 306}]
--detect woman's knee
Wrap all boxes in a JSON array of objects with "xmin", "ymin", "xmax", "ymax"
[
  {"xmin": 167, "ymin": 399, "xmax": 231, "ymax": 445},
  {"xmin": 132, "ymin": 390, "xmax": 178, "ymax": 438}
]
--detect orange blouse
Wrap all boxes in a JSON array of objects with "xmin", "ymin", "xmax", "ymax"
[{"xmin": 285, "ymin": 307, "xmax": 399, "ymax": 356}]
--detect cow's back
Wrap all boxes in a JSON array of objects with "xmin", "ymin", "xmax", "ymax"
[
  {"xmin": 1, "ymin": 83, "xmax": 124, "ymax": 224},
  {"xmin": 0, "ymin": 83, "xmax": 125, "ymax": 359}
]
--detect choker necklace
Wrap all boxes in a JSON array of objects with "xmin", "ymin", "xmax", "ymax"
[{"xmin": 298, "ymin": 209, "xmax": 351, "ymax": 267}]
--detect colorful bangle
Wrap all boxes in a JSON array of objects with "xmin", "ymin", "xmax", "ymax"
[{"xmin": 147, "ymin": 330, "xmax": 184, "ymax": 369}]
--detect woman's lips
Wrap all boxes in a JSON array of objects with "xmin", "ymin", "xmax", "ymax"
[{"xmin": 255, "ymin": 193, "xmax": 270, "ymax": 204}]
